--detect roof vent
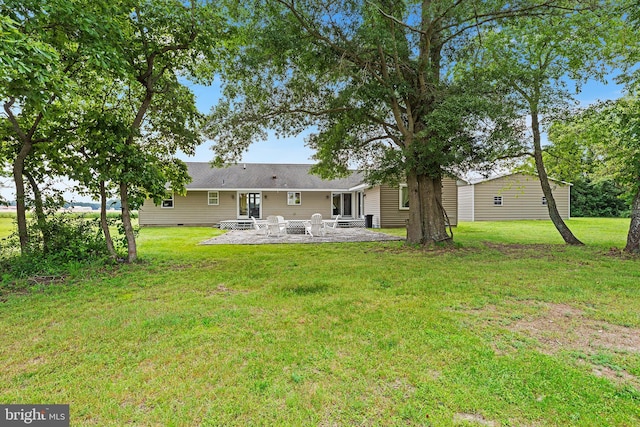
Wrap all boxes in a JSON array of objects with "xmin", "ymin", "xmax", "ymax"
[
  {"xmin": 272, "ymin": 175, "xmax": 277, "ymax": 179},
  {"xmin": 243, "ymin": 164, "xmax": 246, "ymax": 169}
]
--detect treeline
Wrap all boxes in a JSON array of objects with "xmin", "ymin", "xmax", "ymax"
[{"xmin": 2, "ymin": 200, "xmax": 122, "ymax": 210}]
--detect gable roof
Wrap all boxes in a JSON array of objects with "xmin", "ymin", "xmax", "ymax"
[
  {"xmin": 185, "ymin": 162, "xmax": 364, "ymax": 191},
  {"xmin": 463, "ymin": 172, "xmax": 572, "ymax": 186}
]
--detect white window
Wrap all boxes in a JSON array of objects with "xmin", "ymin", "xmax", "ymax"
[
  {"xmin": 161, "ymin": 194, "xmax": 174, "ymax": 208},
  {"xmin": 208, "ymin": 191, "xmax": 219, "ymax": 206},
  {"xmin": 287, "ymin": 191, "xmax": 301, "ymax": 205},
  {"xmin": 493, "ymin": 196, "xmax": 503, "ymax": 206},
  {"xmin": 399, "ymin": 185, "xmax": 409, "ymax": 210},
  {"xmin": 542, "ymin": 196, "xmax": 547, "ymax": 206}
]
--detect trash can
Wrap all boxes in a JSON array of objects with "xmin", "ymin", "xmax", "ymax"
[{"xmin": 365, "ymin": 214, "xmax": 374, "ymax": 228}]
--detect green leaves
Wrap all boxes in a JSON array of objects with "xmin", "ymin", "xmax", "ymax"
[{"xmin": 207, "ymin": 0, "xmax": 536, "ymax": 182}]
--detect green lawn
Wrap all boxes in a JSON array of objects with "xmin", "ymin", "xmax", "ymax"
[{"xmin": 1, "ymin": 218, "xmax": 639, "ymax": 426}]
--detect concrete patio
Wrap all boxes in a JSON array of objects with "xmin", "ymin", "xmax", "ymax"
[{"xmin": 201, "ymin": 228, "xmax": 404, "ymax": 245}]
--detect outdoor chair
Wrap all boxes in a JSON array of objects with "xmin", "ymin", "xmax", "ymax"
[
  {"xmin": 304, "ymin": 213, "xmax": 325, "ymax": 237},
  {"xmin": 251, "ymin": 216, "xmax": 267, "ymax": 235},
  {"xmin": 324, "ymin": 215, "xmax": 340, "ymax": 233},
  {"xmin": 267, "ymin": 215, "xmax": 287, "ymax": 236}
]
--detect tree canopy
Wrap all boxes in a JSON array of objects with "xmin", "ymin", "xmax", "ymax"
[{"xmin": 207, "ymin": 0, "xmax": 562, "ymax": 245}]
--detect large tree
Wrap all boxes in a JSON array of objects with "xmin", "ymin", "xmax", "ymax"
[
  {"xmin": 207, "ymin": 0, "xmax": 556, "ymax": 246},
  {"xmin": 472, "ymin": 2, "xmax": 625, "ymax": 245}
]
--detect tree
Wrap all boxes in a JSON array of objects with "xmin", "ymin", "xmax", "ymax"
[
  {"xmin": 539, "ymin": 118, "xmax": 628, "ymax": 218},
  {"xmin": 474, "ymin": 3, "xmax": 625, "ymax": 245},
  {"xmin": 112, "ymin": 0, "xmax": 226, "ymax": 262},
  {"xmin": 2, "ymin": 0, "xmax": 228, "ymax": 263},
  {"xmin": 1, "ymin": 0, "xmax": 123, "ymax": 253},
  {"xmin": 550, "ymin": 97, "xmax": 640, "ymax": 252},
  {"xmin": 207, "ymin": 0, "xmax": 556, "ymax": 247}
]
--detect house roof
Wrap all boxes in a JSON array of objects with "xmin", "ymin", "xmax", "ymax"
[
  {"xmin": 463, "ymin": 172, "xmax": 572, "ymax": 186},
  {"xmin": 185, "ymin": 162, "xmax": 365, "ymax": 191}
]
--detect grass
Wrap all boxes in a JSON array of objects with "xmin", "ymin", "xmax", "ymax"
[{"xmin": 1, "ymin": 218, "xmax": 639, "ymax": 426}]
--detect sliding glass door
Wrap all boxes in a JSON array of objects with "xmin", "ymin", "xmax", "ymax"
[
  {"xmin": 238, "ymin": 192, "xmax": 261, "ymax": 219},
  {"xmin": 332, "ymin": 193, "xmax": 353, "ymax": 218}
]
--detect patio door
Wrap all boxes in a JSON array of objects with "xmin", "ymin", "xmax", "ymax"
[
  {"xmin": 332, "ymin": 193, "xmax": 353, "ymax": 218},
  {"xmin": 238, "ymin": 192, "xmax": 261, "ymax": 219}
]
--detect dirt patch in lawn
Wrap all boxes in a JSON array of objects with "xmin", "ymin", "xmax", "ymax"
[
  {"xmin": 502, "ymin": 302, "xmax": 640, "ymax": 385},
  {"xmin": 509, "ymin": 303, "xmax": 640, "ymax": 355},
  {"xmin": 453, "ymin": 412, "xmax": 498, "ymax": 426}
]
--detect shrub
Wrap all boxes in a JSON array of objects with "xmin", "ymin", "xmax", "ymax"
[{"xmin": 0, "ymin": 214, "xmax": 120, "ymax": 288}]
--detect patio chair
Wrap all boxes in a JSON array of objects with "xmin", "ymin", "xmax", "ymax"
[
  {"xmin": 267, "ymin": 215, "xmax": 286, "ymax": 237},
  {"xmin": 324, "ymin": 215, "xmax": 340, "ymax": 233},
  {"xmin": 251, "ymin": 216, "xmax": 267, "ymax": 235},
  {"xmin": 304, "ymin": 213, "xmax": 325, "ymax": 237}
]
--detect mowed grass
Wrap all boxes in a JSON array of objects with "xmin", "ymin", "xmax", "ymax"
[{"xmin": 1, "ymin": 218, "xmax": 639, "ymax": 426}]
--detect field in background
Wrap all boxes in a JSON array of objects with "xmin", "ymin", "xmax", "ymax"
[{"xmin": 0, "ymin": 218, "xmax": 638, "ymax": 426}]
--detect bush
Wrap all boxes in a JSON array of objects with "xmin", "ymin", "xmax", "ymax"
[{"xmin": 0, "ymin": 214, "xmax": 120, "ymax": 287}]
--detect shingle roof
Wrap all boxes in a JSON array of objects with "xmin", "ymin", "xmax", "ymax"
[{"xmin": 185, "ymin": 163, "xmax": 364, "ymax": 191}]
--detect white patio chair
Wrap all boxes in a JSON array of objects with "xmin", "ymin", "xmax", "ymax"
[
  {"xmin": 276, "ymin": 216, "xmax": 288, "ymax": 235},
  {"xmin": 251, "ymin": 216, "xmax": 267, "ymax": 235},
  {"xmin": 304, "ymin": 213, "xmax": 325, "ymax": 237},
  {"xmin": 324, "ymin": 215, "xmax": 340, "ymax": 233},
  {"xmin": 267, "ymin": 215, "xmax": 286, "ymax": 236}
]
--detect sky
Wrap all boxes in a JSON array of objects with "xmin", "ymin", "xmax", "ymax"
[{"xmin": 0, "ymin": 75, "xmax": 628, "ymax": 203}]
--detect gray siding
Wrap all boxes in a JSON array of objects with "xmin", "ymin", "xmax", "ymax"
[
  {"xmin": 442, "ymin": 178, "xmax": 458, "ymax": 226},
  {"xmin": 472, "ymin": 174, "xmax": 570, "ymax": 221},
  {"xmin": 377, "ymin": 178, "xmax": 458, "ymax": 228},
  {"xmin": 458, "ymin": 185, "xmax": 474, "ymax": 221}
]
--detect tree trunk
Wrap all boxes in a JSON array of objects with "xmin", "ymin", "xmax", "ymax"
[
  {"xmin": 100, "ymin": 181, "xmax": 118, "ymax": 259},
  {"xmin": 12, "ymin": 144, "xmax": 32, "ymax": 253},
  {"xmin": 25, "ymin": 170, "xmax": 49, "ymax": 253},
  {"xmin": 119, "ymin": 181, "xmax": 137, "ymax": 263},
  {"xmin": 531, "ymin": 110, "xmax": 583, "ymax": 245},
  {"xmin": 624, "ymin": 186, "xmax": 640, "ymax": 254},
  {"xmin": 406, "ymin": 170, "xmax": 452, "ymax": 247},
  {"xmin": 4, "ymin": 98, "xmax": 47, "ymax": 254}
]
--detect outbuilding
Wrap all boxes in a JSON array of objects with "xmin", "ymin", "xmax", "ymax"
[{"xmin": 457, "ymin": 173, "xmax": 571, "ymax": 222}]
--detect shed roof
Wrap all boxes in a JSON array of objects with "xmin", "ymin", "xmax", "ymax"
[
  {"xmin": 463, "ymin": 172, "xmax": 571, "ymax": 186},
  {"xmin": 185, "ymin": 162, "xmax": 364, "ymax": 191}
]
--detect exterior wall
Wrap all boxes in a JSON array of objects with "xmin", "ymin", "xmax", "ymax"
[
  {"xmin": 376, "ymin": 178, "xmax": 458, "ymax": 228},
  {"xmin": 363, "ymin": 186, "xmax": 381, "ymax": 228},
  {"xmin": 139, "ymin": 190, "xmax": 236, "ymax": 226},
  {"xmin": 458, "ymin": 184, "xmax": 474, "ymax": 221},
  {"xmin": 261, "ymin": 191, "xmax": 333, "ymax": 219},
  {"xmin": 379, "ymin": 184, "xmax": 409, "ymax": 228},
  {"xmin": 139, "ymin": 190, "xmax": 337, "ymax": 226},
  {"xmin": 471, "ymin": 174, "xmax": 570, "ymax": 221},
  {"xmin": 442, "ymin": 178, "xmax": 458, "ymax": 226}
]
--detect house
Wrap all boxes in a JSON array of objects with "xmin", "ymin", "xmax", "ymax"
[
  {"xmin": 362, "ymin": 180, "xmax": 458, "ymax": 228},
  {"xmin": 139, "ymin": 162, "xmax": 458, "ymax": 227},
  {"xmin": 457, "ymin": 173, "xmax": 571, "ymax": 221}
]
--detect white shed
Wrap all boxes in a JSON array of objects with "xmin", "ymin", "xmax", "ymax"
[{"xmin": 458, "ymin": 173, "xmax": 571, "ymax": 221}]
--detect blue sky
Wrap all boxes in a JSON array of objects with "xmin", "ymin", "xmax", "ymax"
[
  {"xmin": 179, "ymin": 79, "xmax": 317, "ymax": 165},
  {"xmin": 182, "ymin": 76, "xmax": 627, "ymax": 165}
]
